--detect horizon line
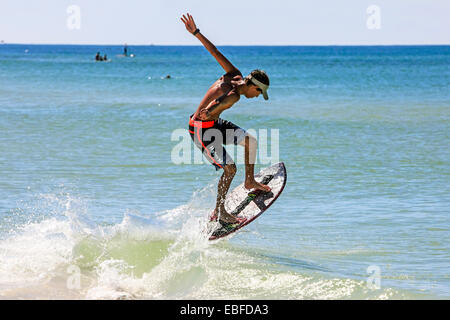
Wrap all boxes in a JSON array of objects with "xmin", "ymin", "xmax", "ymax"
[{"xmin": 2, "ymin": 42, "xmax": 450, "ymax": 47}]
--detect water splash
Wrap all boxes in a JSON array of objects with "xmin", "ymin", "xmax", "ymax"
[{"xmin": 0, "ymin": 186, "xmax": 429, "ymax": 299}]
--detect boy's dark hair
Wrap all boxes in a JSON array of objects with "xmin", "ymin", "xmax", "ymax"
[{"xmin": 246, "ymin": 69, "xmax": 269, "ymax": 86}]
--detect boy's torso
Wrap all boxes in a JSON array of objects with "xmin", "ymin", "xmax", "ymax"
[{"xmin": 193, "ymin": 70, "xmax": 243, "ymax": 120}]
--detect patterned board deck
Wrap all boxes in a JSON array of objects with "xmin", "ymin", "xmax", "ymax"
[{"xmin": 208, "ymin": 162, "xmax": 287, "ymax": 240}]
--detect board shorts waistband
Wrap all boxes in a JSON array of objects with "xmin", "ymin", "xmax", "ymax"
[{"xmin": 189, "ymin": 116, "xmax": 215, "ymax": 128}]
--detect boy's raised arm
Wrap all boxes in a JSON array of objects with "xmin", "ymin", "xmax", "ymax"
[{"xmin": 181, "ymin": 13, "xmax": 239, "ymax": 74}]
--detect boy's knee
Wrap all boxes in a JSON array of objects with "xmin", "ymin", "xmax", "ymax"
[
  {"xmin": 224, "ymin": 163, "xmax": 237, "ymax": 176},
  {"xmin": 246, "ymin": 135, "xmax": 257, "ymax": 147}
]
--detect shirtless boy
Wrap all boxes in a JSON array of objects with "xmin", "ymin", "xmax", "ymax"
[{"xmin": 181, "ymin": 13, "xmax": 271, "ymax": 226}]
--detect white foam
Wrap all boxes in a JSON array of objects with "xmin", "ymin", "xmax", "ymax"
[{"xmin": 0, "ymin": 186, "xmax": 413, "ymax": 299}]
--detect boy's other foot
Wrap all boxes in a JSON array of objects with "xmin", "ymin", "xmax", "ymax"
[
  {"xmin": 244, "ymin": 179, "xmax": 271, "ymax": 192},
  {"xmin": 211, "ymin": 208, "xmax": 243, "ymax": 224}
]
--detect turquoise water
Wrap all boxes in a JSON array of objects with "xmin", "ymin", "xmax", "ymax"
[{"xmin": 0, "ymin": 44, "xmax": 449, "ymax": 299}]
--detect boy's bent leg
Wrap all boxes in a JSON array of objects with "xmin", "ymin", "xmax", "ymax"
[
  {"xmin": 219, "ymin": 119, "xmax": 270, "ymax": 192},
  {"xmin": 240, "ymin": 134, "xmax": 271, "ymax": 192}
]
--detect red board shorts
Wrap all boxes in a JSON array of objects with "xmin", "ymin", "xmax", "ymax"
[{"xmin": 189, "ymin": 115, "xmax": 247, "ymax": 170}]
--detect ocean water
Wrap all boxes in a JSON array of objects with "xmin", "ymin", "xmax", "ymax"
[{"xmin": 0, "ymin": 44, "xmax": 449, "ymax": 299}]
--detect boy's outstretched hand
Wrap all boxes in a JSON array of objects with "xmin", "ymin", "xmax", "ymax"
[
  {"xmin": 180, "ymin": 13, "xmax": 198, "ymax": 34},
  {"xmin": 180, "ymin": 12, "xmax": 237, "ymax": 74}
]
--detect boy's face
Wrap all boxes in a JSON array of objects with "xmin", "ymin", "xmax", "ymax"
[{"xmin": 245, "ymin": 84, "xmax": 262, "ymax": 99}]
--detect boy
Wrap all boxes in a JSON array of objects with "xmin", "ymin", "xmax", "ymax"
[{"xmin": 181, "ymin": 13, "xmax": 271, "ymax": 226}]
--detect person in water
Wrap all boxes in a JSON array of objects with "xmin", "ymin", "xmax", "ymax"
[{"xmin": 181, "ymin": 13, "xmax": 271, "ymax": 226}]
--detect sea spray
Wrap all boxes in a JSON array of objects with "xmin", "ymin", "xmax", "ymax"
[{"xmin": 0, "ymin": 177, "xmax": 438, "ymax": 299}]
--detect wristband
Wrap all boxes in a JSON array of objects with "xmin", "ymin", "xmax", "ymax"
[{"xmin": 193, "ymin": 28, "xmax": 200, "ymax": 36}]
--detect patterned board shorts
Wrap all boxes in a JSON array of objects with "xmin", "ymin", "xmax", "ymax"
[{"xmin": 188, "ymin": 115, "xmax": 247, "ymax": 170}]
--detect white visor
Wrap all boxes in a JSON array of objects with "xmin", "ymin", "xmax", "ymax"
[{"xmin": 249, "ymin": 76, "xmax": 269, "ymax": 100}]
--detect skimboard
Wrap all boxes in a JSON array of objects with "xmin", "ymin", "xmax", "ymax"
[{"xmin": 207, "ymin": 162, "xmax": 287, "ymax": 240}]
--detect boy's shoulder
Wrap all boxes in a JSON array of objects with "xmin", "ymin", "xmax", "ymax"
[{"xmin": 223, "ymin": 69, "xmax": 243, "ymax": 79}]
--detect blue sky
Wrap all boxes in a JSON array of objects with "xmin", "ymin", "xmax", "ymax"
[{"xmin": 1, "ymin": 0, "xmax": 449, "ymax": 45}]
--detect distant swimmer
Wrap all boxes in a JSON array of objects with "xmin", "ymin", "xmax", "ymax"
[
  {"xmin": 165, "ymin": 75, "xmax": 171, "ymax": 79},
  {"xmin": 95, "ymin": 52, "xmax": 109, "ymax": 61},
  {"xmin": 181, "ymin": 13, "xmax": 271, "ymax": 226},
  {"xmin": 124, "ymin": 44, "xmax": 128, "ymax": 57}
]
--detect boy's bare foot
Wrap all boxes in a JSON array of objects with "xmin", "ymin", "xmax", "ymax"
[
  {"xmin": 212, "ymin": 207, "xmax": 240, "ymax": 224},
  {"xmin": 244, "ymin": 179, "xmax": 271, "ymax": 192}
]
